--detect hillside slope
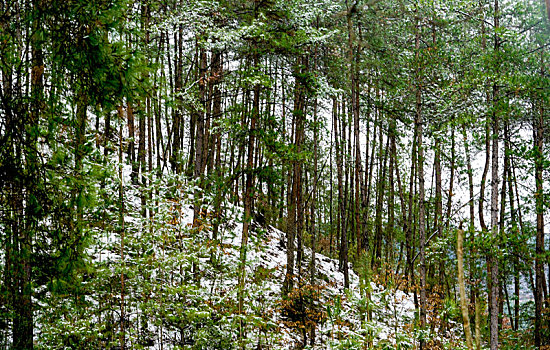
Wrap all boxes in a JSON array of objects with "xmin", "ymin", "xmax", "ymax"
[{"xmin": 35, "ymin": 178, "xmax": 464, "ymax": 349}]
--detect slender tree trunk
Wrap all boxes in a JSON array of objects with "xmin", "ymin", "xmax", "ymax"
[
  {"xmin": 394, "ymin": 140, "xmax": 409, "ymax": 277},
  {"xmin": 445, "ymin": 127, "xmax": 456, "ymax": 230},
  {"xmin": 155, "ymin": 32, "xmax": 164, "ymax": 171},
  {"xmin": 504, "ymin": 124, "xmax": 520, "ymax": 331},
  {"xmin": 362, "ymin": 80, "xmax": 375, "ymax": 257},
  {"xmin": 118, "ymin": 117, "xmax": 126, "ymax": 350},
  {"xmin": 284, "ymin": 56, "xmax": 307, "ymax": 292},
  {"xmin": 387, "ymin": 117, "xmax": 396, "ymax": 269},
  {"xmin": 309, "ymin": 94, "xmax": 319, "ymax": 346},
  {"xmin": 534, "ymin": 52, "xmax": 546, "ymax": 347},
  {"xmin": 479, "ymin": 119, "xmax": 490, "ymax": 234},
  {"xmin": 145, "ymin": 3, "xmax": 153, "ymax": 223},
  {"xmin": 13, "ymin": 3, "xmax": 43, "ymax": 345},
  {"xmin": 238, "ymin": 51, "xmax": 260, "ymax": 346},
  {"xmin": 283, "ymin": 97, "xmax": 296, "ymax": 293},
  {"xmin": 463, "ymin": 126, "xmax": 482, "ymax": 350},
  {"xmin": 127, "ymin": 102, "xmax": 137, "ymax": 183},
  {"xmin": 333, "ymin": 97, "xmax": 348, "ymax": 288},
  {"xmin": 171, "ymin": 25, "xmax": 183, "ymax": 173},
  {"xmin": 498, "ymin": 119, "xmax": 512, "ymax": 330},
  {"xmin": 479, "ymin": 6, "xmax": 490, "ymax": 234},
  {"xmin": 458, "ymin": 228, "xmax": 474, "ymax": 350},
  {"xmin": 364, "ymin": 86, "xmax": 379, "ymax": 261},
  {"xmin": 489, "ymin": 2, "xmax": 500, "ymax": 348},
  {"xmin": 340, "ymin": 95, "xmax": 350, "ymax": 288},
  {"xmin": 193, "ymin": 46, "xmax": 208, "ymax": 225},
  {"xmin": 405, "ymin": 123, "xmax": 417, "ymax": 290},
  {"xmin": 329, "ymin": 115, "xmax": 334, "ymax": 257},
  {"xmin": 434, "ymin": 136, "xmax": 444, "ymax": 279},
  {"xmin": 138, "ymin": 102, "xmax": 146, "ymax": 212},
  {"xmin": 279, "ymin": 64, "xmax": 287, "ymax": 223},
  {"xmin": 295, "ymin": 58, "xmax": 306, "ymax": 276},
  {"xmin": 373, "ymin": 135, "xmax": 388, "ymax": 268},
  {"xmin": 475, "ymin": 298, "xmax": 481, "ymax": 350},
  {"xmin": 488, "ymin": 92, "xmax": 500, "ymax": 350},
  {"xmin": 415, "ymin": 15, "xmax": 427, "ymax": 348},
  {"xmin": 347, "ymin": 2, "xmax": 363, "ymax": 261},
  {"xmin": 211, "ymin": 50, "xmax": 223, "ymax": 240}
]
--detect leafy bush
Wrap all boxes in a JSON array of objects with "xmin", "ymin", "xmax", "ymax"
[{"xmin": 279, "ymin": 282, "xmax": 327, "ymax": 347}]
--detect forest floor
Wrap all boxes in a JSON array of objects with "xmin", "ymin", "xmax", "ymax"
[
  {"xmin": 151, "ymin": 189, "xmax": 468, "ymax": 349},
  {"xmin": 50, "ymin": 173, "xmax": 472, "ymax": 349}
]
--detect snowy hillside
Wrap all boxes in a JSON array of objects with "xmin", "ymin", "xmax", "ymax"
[
  {"xmin": 211, "ymin": 213, "xmax": 464, "ymax": 349},
  {"xmin": 32, "ymin": 176, "xmax": 466, "ymax": 349},
  {"xmin": 92, "ymin": 179, "xmax": 464, "ymax": 349}
]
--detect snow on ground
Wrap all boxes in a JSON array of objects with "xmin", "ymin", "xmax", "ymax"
[
  {"xmin": 82, "ymin": 181, "xmax": 463, "ymax": 349},
  {"xmin": 242, "ymin": 225, "xmax": 419, "ymax": 348},
  {"xmin": 186, "ymin": 201, "xmax": 427, "ymax": 349}
]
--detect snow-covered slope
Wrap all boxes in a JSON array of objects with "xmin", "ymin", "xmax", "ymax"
[
  {"xmin": 234, "ymin": 224, "xmax": 416, "ymax": 348},
  {"xmin": 40, "ymin": 177, "xmax": 464, "ymax": 350},
  {"xmin": 186, "ymin": 200, "xmax": 463, "ymax": 349}
]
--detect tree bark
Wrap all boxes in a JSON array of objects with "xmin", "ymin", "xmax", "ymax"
[
  {"xmin": 414, "ymin": 14, "xmax": 427, "ymax": 349},
  {"xmin": 434, "ymin": 136, "xmax": 444, "ymax": 278},
  {"xmin": 211, "ymin": 49, "xmax": 223, "ymax": 240},
  {"xmin": 457, "ymin": 228, "xmax": 474, "ymax": 350},
  {"xmin": 238, "ymin": 52, "xmax": 260, "ymax": 346},
  {"xmin": 127, "ymin": 102, "xmax": 137, "ymax": 183},
  {"xmin": 171, "ymin": 26, "xmax": 183, "ymax": 173},
  {"xmin": 504, "ymin": 124, "xmax": 520, "ymax": 331},
  {"xmin": 295, "ymin": 58, "xmax": 306, "ymax": 276},
  {"xmin": 347, "ymin": 2, "xmax": 363, "ymax": 261},
  {"xmin": 284, "ymin": 55, "xmax": 307, "ymax": 292},
  {"xmin": 193, "ymin": 46, "xmax": 208, "ymax": 227},
  {"xmin": 489, "ymin": 2, "xmax": 500, "ymax": 348},
  {"xmin": 12, "ymin": 2, "xmax": 43, "ymax": 345},
  {"xmin": 333, "ymin": 96, "xmax": 349, "ymax": 288},
  {"xmin": 405, "ymin": 123, "xmax": 417, "ymax": 290},
  {"xmin": 534, "ymin": 51, "xmax": 546, "ymax": 347}
]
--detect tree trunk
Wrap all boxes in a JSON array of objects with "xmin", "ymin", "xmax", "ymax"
[
  {"xmin": 347, "ymin": 2, "xmax": 363, "ymax": 261},
  {"xmin": 193, "ymin": 46, "xmax": 208, "ymax": 226},
  {"xmin": 211, "ymin": 49, "xmax": 223, "ymax": 240},
  {"xmin": 373, "ymin": 135, "xmax": 388, "ymax": 268},
  {"xmin": 118, "ymin": 116, "xmax": 126, "ymax": 350},
  {"xmin": 171, "ymin": 26, "xmax": 183, "ymax": 173},
  {"xmin": 333, "ymin": 96, "xmax": 348, "ymax": 288},
  {"xmin": 127, "ymin": 102, "xmax": 137, "ymax": 183},
  {"xmin": 12, "ymin": 3, "xmax": 44, "ymax": 345},
  {"xmin": 489, "ymin": 2, "xmax": 500, "ymax": 348},
  {"xmin": 310, "ymin": 97, "xmax": 318, "ymax": 285},
  {"xmin": 238, "ymin": 52, "xmax": 260, "ymax": 346},
  {"xmin": 405, "ymin": 122, "xmax": 417, "ymax": 290},
  {"xmin": 283, "ymin": 94, "xmax": 296, "ymax": 293},
  {"xmin": 387, "ymin": 116, "xmax": 396, "ymax": 268},
  {"xmin": 434, "ymin": 136, "xmax": 444, "ymax": 279},
  {"xmin": 504, "ymin": 124, "xmax": 520, "ymax": 331},
  {"xmin": 415, "ymin": 15, "xmax": 427, "ymax": 348},
  {"xmin": 295, "ymin": 58, "xmax": 306, "ymax": 276},
  {"xmin": 284, "ymin": 56, "xmax": 307, "ymax": 292},
  {"xmin": 341, "ymin": 95, "xmax": 350, "ymax": 288},
  {"xmin": 457, "ymin": 228, "xmax": 474, "ymax": 350},
  {"xmin": 534, "ymin": 52, "xmax": 546, "ymax": 347}
]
